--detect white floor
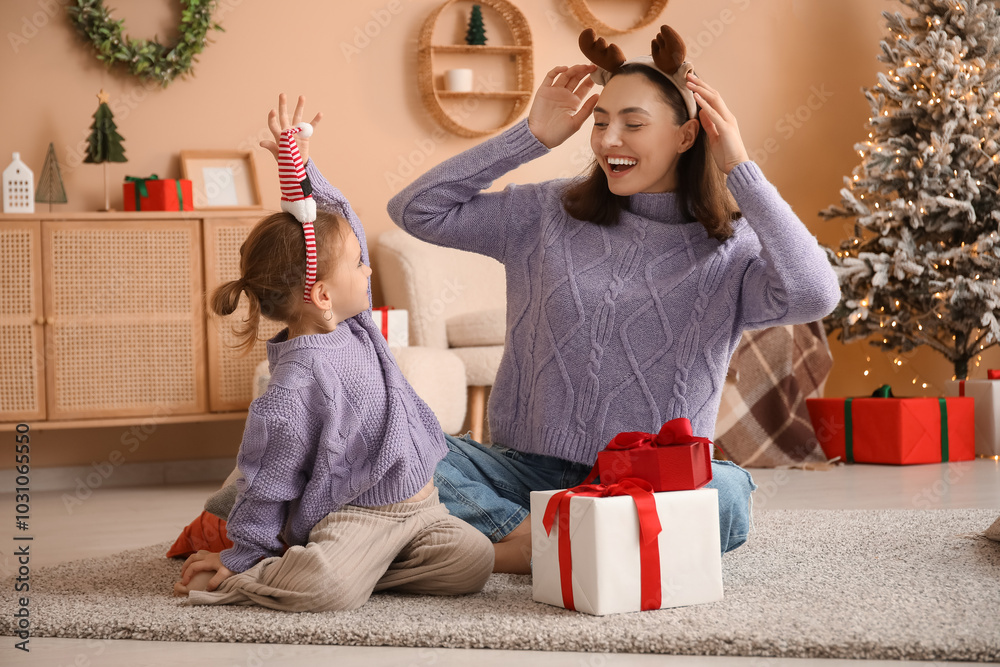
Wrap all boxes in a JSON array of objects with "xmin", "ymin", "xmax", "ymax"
[{"xmin": 2, "ymin": 459, "xmax": 998, "ymax": 666}]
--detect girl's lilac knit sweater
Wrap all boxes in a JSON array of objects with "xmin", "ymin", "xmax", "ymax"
[
  {"xmin": 387, "ymin": 119, "xmax": 840, "ymax": 465},
  {"xmin": 220, "ymin": 163, "xmax": 447, "ymax": 574}
]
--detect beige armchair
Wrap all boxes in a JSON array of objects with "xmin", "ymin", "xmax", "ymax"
[{"xmin": 376, "ymin": 229, "xmax": 506, "ymax": 442}]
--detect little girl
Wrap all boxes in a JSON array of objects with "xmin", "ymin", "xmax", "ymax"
[{"xmin": 174, "ymin": 95, "xmax": 493, "ymax": 611}]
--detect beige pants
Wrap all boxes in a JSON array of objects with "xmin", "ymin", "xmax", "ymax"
[{"xmin": 186, "ymin": 490, "xmax": 494, "ymax": 612}]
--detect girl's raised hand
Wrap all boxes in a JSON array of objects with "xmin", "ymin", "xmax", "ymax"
[
  {"xmin": 527, "ymin": 64, "xmax": 600, "ymax": 149},
  {"xmin": 259, "ymin": 93, "xmax": 323, "ymax": 165},
  {"xmin": 685, "ymin": 73, "xmax": 750, "ymax": 175}
]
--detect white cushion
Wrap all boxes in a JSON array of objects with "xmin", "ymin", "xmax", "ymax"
[
  {"xmin": 451, "ymin": 345, "xmax": 504, "ymax": 386},
  {"xmin": 447, "ymin": 308, "xmax": 505, "ymax": 348},
  {"xmin": 391, "ymin": 346, "xmax": 468, "ymax": 434}
]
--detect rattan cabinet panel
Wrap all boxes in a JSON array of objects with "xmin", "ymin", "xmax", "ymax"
[
  {"xmin": 0, "ymin": 221, "xmax": 45, "ymax": 421},
  {"xmin": 41, "ymin": 221, "xmax": 207, "ymax": 420},
  {"xmin": 203, "ymin": 218, "xmax": 284, "ymax": 412}
]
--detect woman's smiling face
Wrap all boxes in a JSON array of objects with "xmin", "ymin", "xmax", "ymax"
[{"xmin": 590, "ymin": 71, "xmax": 699, "ymax": 196}]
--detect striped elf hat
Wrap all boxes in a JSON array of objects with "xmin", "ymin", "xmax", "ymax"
[{"xmin": 278, "ymin": 123, "xmax": 318, "ymax": 302}]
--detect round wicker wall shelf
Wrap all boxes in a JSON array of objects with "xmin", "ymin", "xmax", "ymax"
[
  {"xmin": 566, "ymin": 0, "xmax": 669, "ymax": 35},
  {"xmin": 417, "ymin": 0, "xmax": 534, "ymax": 138}
]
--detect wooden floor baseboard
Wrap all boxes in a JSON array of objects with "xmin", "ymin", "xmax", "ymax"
[{"xmin": 0, "ymin": 457, "xmax": 236, "ymax": 492}]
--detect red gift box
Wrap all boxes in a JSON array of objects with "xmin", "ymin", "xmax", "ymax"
[
  {"xmin": 590, "ymin": 418, "xmax": 713, "ymax": 491},
  {"xmin": 123, "ymin": 176, "xmax": 193, "ymax": 211},
  {"xmin": 806, "ymin": 385, "xmax": 975, "ymax": 465}
]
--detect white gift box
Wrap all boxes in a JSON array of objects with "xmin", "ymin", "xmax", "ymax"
[
  {"xmin": 530, "ymin": 487, "xmax": 723, "ymax": 616},
  {"xmin": 371, "ymin": 308, "xmax": 408, "ymax": 347},
  {"xmin": 945, "ymin": 378, "xmax": 1000, "ymax": 457}
]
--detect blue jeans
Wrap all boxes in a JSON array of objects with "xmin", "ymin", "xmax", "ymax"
[{"xmin": 435, "ymin": 434, "xmax": 757, "ymax": 554}]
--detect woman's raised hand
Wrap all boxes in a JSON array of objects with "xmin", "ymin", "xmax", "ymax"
[
  {"xmin": 685, "ymin": 73, "xmax": 750, "ymax": 175},
  {"xmin": 527, "ymin": 65, "xmax": 600, "ymax": 149},
  {"xmin": 259, "ymin": 93, "xmax": 323, "ymax": 165}
]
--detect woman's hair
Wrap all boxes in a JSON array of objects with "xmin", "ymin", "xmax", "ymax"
[
  {"xmin": 210, "ymin": 209, "xmax": 348, "ymax": 353},
  {"xmin": 561, "ymin": 64, "xmax": 740, "ymax": 241}
]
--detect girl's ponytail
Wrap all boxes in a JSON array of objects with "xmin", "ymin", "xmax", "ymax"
[
  {"xmin": 211, "ymin": 278, "xmax": 245, "ymax": 317},
  {"xmin": 210, "ymin": 278, "xmax": 263, "ymax": 354}
]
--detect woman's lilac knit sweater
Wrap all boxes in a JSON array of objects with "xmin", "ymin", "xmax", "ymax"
[
  {"xmin": 220, "ymin": 163, "xmax": 447, "ymax": 573},
  {"xmin": 387, "ymin": 119, "xmax": 840, "ymax": 466}
]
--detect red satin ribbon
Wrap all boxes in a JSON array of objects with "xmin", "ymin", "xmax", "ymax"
[
  {"xmin": 606, "ymin": 417, "xmax": 712, "ymax": 452},
  {"xmin": 961, "ymin": 370, "xmax": 1000, "ymax": 395},
  {"xmin": 541, "ymin": 479, "xmax": 663, "ymax": 612},
  {"xmin": 372, "ymin": 306, "xmax": 393, "ymax": 341}
]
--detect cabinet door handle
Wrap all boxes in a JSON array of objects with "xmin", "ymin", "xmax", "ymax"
[{"xmin": 35, "ymin": 316, "xmax": 46, "ymax": 326}]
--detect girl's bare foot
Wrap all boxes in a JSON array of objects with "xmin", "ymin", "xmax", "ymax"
[
  {"xmin": 493, "ymin": 519, "xmax": 532, "ymax": 574},
  {"xmin": 173, "ymin": 569, "xmax": 215, "ymax": 596}
]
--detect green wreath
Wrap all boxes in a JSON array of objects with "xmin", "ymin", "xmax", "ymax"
[{"xmin": 67, "ymin": 0, "xmax": 223, "ymax": 87}]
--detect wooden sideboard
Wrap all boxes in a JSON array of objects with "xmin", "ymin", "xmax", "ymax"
[{"xmin": 0, "ymin": 211, "xmax": 280, "ymax": 430}]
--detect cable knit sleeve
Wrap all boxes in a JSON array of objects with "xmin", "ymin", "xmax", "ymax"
[
  {"xmin": 219, "ymin": 399, "xmax": 311, "ymax": 573},
  {"xmin": 726, "ymin": 161, "xmax": 841, "ymax": 329},
  {"xmin": 386, "ymin": 119, "xmax": 551, "ymax": 264},
  {"xmin": 304, "ymin": 160, "xmax": 372, "ymax": 310}
]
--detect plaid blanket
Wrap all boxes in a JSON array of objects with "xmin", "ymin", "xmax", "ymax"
[{"xmin": 714, "ymin": 322, "xmax": 834, "ymax": 468}]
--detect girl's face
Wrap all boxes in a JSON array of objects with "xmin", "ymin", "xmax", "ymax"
[
  {"xmin": 323, "ymin": 228, "xmax": 372, "ymax": 322},
  {"xmin": 590, "ymin": 73, "xmax": 699, "ymax": 196}
]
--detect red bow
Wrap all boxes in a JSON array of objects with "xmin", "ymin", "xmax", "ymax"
[
  {"xmin": 989, "ymin": 370, "xmax": 1000, "ymax": 380},
  {"xmin": 606, "ymin": 417, "xmax": 712, "ymax": 451},
  {"xmin": 541, "ymin": 478, "xmax": 663, "ymax": 612}
]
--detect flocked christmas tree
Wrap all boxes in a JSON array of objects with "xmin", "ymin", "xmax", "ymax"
[
  {"xmin": 821, "ymin": 0, "xmax": 1000, "ymax": 381},
  {"xmin": 83, "ymin": 89, "xmax": 127, "ymax": 210},
  {"xmin": 466, "ymin": 4, "xmax": 486, "ymax": 45},
  {"xmin": 35, "ymin": 142, "xmax": 67, "ymax": 211}
]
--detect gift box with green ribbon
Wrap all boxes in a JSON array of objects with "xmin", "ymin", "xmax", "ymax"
[
  {"xmin": 806, "ymin": 385, "xmax": 975, "ymax": 465},
  {"xmin": 123, "ymin": 175, "xmax": 193, "ymax": 211}
]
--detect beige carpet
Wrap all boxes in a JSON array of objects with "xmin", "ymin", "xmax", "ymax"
[{"xmin": 2, "ymin": 509, "xmax": 998, "ymax": 661}]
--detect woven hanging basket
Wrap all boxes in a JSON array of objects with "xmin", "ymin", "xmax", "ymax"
[
  {"xmin": 417, "ymin": 0, "xmax": 534, "ymax": 138},
  {"xmin": 566, "ymin": 0, "xmax": 669, "ymax": 35}
]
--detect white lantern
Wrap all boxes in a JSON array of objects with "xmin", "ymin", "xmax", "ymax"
[{"xmin": 3, "ymin": 152, "xmax": 34, "ymax": 213}]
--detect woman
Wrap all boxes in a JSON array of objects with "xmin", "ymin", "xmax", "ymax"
[{"xmin": 391, "ymin": 27, "xmax": 841, "ymax": 574}]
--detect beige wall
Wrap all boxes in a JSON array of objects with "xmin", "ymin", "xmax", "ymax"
[{"xmin": 3, "ymin": 0, "xmax": 997, "ymax": 467}]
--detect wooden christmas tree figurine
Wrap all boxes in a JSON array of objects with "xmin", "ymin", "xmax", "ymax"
[
  {"xmin": 35, "ymin": 143, "xmax": 67, "ymax": 212},
  {"xmin": 84, "ymin": 89, "xmax": 127, "ymax": 211},
  {"xmin": 466, "ymin": 5, "xmax": 486, "ymax": 45}
]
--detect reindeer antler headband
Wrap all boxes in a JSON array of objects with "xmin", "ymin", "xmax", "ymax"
[{"xmin": 579, "ymin": 25, "xmax": 697, "ymax": 120}]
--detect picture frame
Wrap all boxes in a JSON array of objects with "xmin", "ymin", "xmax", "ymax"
[{"xmin": 179, "ymin": 150, "xmax": 263, "ymax": 210}]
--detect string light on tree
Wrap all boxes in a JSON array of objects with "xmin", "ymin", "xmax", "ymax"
[{"xmin": 821, "ymin": 0, "xmax": 1000, "ymax": 381}]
